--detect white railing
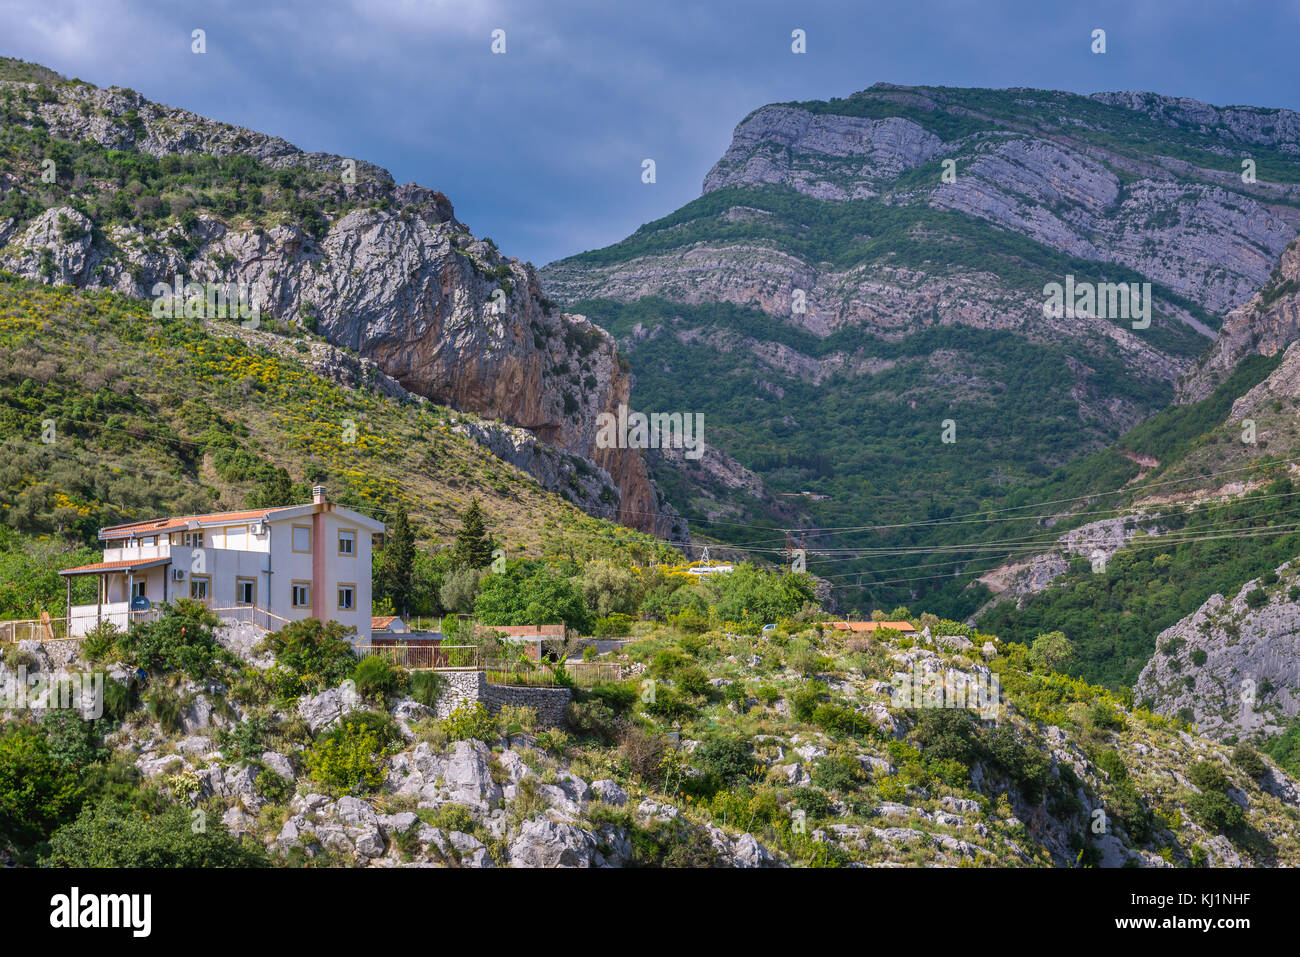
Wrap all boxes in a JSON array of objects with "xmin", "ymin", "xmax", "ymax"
[
  {"xmin": 0, "ymin": 604, "xmax": 292, "ymax": 644},
  {"xmin": 102, "ymin": 543, "xmax": 172, "ymax": 562}
]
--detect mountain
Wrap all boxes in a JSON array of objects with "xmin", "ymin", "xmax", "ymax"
[
  {"xmin": 1135, "ymin": 559, "xmax": 1300, "ymax": 741},
  {"xmin": 0, "ymin": 279, "xmax": 680, "ymax": 613},
  {"xmin": 541, "ymin": 83, "xmax": 1300, "ymax": 611},
  {"xmin": 0, "ymin": 56, "xmax": 683, "ymax": 540}
]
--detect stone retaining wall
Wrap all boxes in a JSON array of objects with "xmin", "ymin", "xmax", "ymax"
[
  {"xmin": 481, "ymin": 682, "xmax": 572, "ymax": 730},
  {"xmin": 431, "ymin": 670, "xmax": 572, "ymax": 729}
]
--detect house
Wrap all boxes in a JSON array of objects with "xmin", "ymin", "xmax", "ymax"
[
  {"xmin": 686, "ymin": 563, "xmax": 734, "ymax": 577},
  {"xmin": 486, "ymin": 623, "xmax": 567, "ymax": 661},
  {"xmin": 371, "ymin": 615, "xmax": 409, "ymax": 637},
  {"xmin": 830, "ymin": 620, "xmax": 917, "ymax": 634},
  {"xmin": 58, "ymin": 486, "xmax": 384, "ymax": 641}
]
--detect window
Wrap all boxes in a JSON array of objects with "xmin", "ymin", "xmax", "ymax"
[
  {"xmin": 292, "ymin": 525, "xmax": 312, "ymax": 553},
  {"xmin": 236, "ymin": 577, "xmax": 256, "ymax": 606},
  {"xmin": 190, "ymin": 576, "xmax": 210, "ymax": 601},
  {"xmin": 132, "ymin": 581, "xmax": 147, "ymax": 600},
  {"xmin": 183, "ymin": 530, "xmax": 204, "ymax": 547},
  {"xmin": 291, "ymin": 582, "xmax": 311, "ymax": 608},
  {"xmin": 338, "ymin": 530, "xmax": 355, "ymax": 556},
  {"xmin": 337, "ymin": 584, "xmax": 355, "ymax": 611},
  {"xmin": 226, "ymin": 525, "xmax": 248, "ymax": 550}
]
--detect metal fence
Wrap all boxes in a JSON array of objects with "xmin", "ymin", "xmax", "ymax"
[
  {"xmin": 484, "ymin": 658, "xmax": 623, "ymax": 687},
  {"xmin": 354, "ymin": 643, "xmax": 480, "ymax": 670}
]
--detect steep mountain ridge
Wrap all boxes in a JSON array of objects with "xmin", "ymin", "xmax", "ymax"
[
  {"xmin": 540, "ymin": 82, "xmax": 1300, "ymax": 612},
  {"xmin": 0, "ymin": 57, "xmax": 683, "ymax": 539}
]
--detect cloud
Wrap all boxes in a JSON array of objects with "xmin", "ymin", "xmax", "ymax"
[{"xmin": 1, "ymin": 0, "xmax": 1296, "ymax": 265}]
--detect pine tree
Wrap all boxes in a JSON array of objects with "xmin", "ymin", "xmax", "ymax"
[
  {"xmin": 452, "ymin": 497, "xmax": 494, "ymax": 569},
  {"xmin": 378, "ymin": 509, "xmax": 415, "ymax": 616}
]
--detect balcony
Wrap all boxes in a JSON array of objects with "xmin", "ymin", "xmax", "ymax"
[{"xmin": 102, "ymin": 543, "xmax": 172, "ymax": 562}]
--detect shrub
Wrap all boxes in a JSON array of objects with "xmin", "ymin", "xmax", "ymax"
[
  {"xmin": 441, "ymin": 702, "xmax": 497, "ymax": 743},
  {"xmin": 216, "ymin": 716, "xmax": 271, "ymax": 763},
  {"xmin": 304, "ymin": 719, "xmax": 390, "ymax": 793},
  {"xmin": 1094, "ymin": 749, "xmax": 1128, "ymax": 781},
  {"xmin": 1187, "ymin": 790, "xmax": 1245, "ymax": 833},
  {"xmin": 263, "ymin": 618, "xmax": 358, "ymax": 696},
  {"xmin": 812, "ymin": 754, "xmax": 864, "ymax": 793},
  {"xmin": 1232, "ymin": 744, "xmax": 1267, "ymax": 779},
  {"xmin": 409, "ymin": 671, "xmax": 448, "ymax": 709},
  {"xmin": 40, "ymin": 709, "xmax": 103, "ymax": 771},
  {"xmin": 790, "ymin": 680, "xmax": 828, "ymax": 722},
  {"xmin": 42, "ymin": 801, "xmax": 268, "ymax": 867},
  {"xmin": 115, "ymin": 600, "xmax": 228, "ymax": 678},
  {"xmin": 565, "ymin": 699, "xmax": 623, "ymax": 744},
  {"xmin": 80, "ymin": 620, "xmax": 121, "ymax": 663},
  {"xmin": 0, "ymin": 726, "xmax": 86, "ymax": 848},
  {"xmin": 1244, "ymin": 588, "xmax": 1268, "ymax": 610},
  {"xmin": 619, "ymin": 725, "xmax": 665, "ymax": 780},
  {"xmin": 352, "ymin": 655, "xmax": 407, "ymax": 703},
  {"xmin": 694, "ymin": 736, "xmax": 754, "ymax": 787},
  {"xmin": 1190, "ymin": 649, "xmax": 1208, "ymax": 667},
  {"xmin": 1188, "ymin": 760, "xmax": 1229, "ymax": 794},
  {"xmin": 147, "ymin": 686, "xmax": 185, "ymax": 734}
]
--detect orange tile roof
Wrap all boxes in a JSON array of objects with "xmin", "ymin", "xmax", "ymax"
[
  {"xmin": 372, "ymin": 616, "xmax": 399, "ymax": 629},
  {"xmin": 100, "ymin": 506, "xmax": 295, "ymax": 539},
  {"xmin": 830, "ymin": 620, "xmax": 917, "ymax": 633},
  {"xmin": 59, "ymin": 557, "xmax": 172, "ymax": 575},
  {"xmin": 487, "ymin": 624, "xmax": 566, "ymax": 637}
]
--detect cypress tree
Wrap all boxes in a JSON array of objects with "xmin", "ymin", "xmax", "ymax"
[{"xmin": 452, "ymin": 497, "xmax": 494, "ymax": 569}]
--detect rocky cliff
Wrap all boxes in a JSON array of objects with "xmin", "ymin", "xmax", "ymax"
[
  {"xmin": 0, "ymin": 59, "xmax": 683, "ymax": 539},
  {"xmin": 1177, "ymin": 238, "xmax": 1300, "ymax": 403},
  {"xmin": 541, "ymin": 83, "xmax": 1300, "ymax": 607},
  {"xmin": 1136, "ymin": 561, "xmax": 1300, "ymax": 741}
]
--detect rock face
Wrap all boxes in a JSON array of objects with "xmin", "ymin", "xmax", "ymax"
[
  {"xmin": 1135, "ymin": 561, "xmax": 1300, "ymax": 740},
  {"xmin": 1178, "ymin": 238, "xmax": 1300, "ymax": 403},
  {"xmin": 0, "ymin": 67, "xmax": 681, "ymax": 538},
  {"xmin": 976, "ymin": 514, "xmax": 1165, "ymax": 608},
  {"xmin": 540, "ymin": 83, "xmax": 1300, "ymax": 572}
]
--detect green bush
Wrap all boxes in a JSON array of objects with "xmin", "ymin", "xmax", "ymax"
[
  {"xmin": 352, "ymin": 655, "xmax": 407, "ymax": 703},
  {"xmin": 694, "ymin": 736, "xmax": 754, "ymax": 787},
  {"xmin": 812, "ymin": 754, "xmax": 865, "ymax": 793},
  {"xmin": 0, "ymin": 725, "xmax": 86, "ymax": 848},
  {"xmin": 263, "ymin": 618, "xmax": 359, "ymax": 697},
  {"xmin": 115, "ymin": 600, "xmax": 228, "ymax": 678},
  {"xmin": 1232, "ymin": 744, "xmax": 1267, "ymax": 779},
  {"xmin": 1188, "ymin": 760, "xmax": 1229, "ymax": 793},
  {"xmin": 441, "ymin": 702, "xmax": 497, "ymax": 743},
  {"xmin": 42, "ymin": 801, "xmax": 268, "ymax": 867},
  {"xmin": 565, "ymin": 699, "xmax": 623, "ymax": 744},
  {"xmin": 304, "ymin": 719, "xmax": 390, "ymax": 793},
  {"xmin": 790, "ymin": 680, "xmax": 828, "ymax": 722},
  {"xmin": 409, "ymin": 671, "xmax": 448, "ymax": 709},
  {"xmin": 1187, "ymin": 790, "xmax": 1245, "ymax": 833}
]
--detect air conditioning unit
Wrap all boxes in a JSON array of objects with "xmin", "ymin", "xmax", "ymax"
[
  {"xmin": 171, "ymin": 569, "xmax": 186, "ymax": 582},
  {"xmin": 251, "ymin": 522, "xmax": 266, "ymax": 536}
]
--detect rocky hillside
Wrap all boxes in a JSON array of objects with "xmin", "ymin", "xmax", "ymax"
[
  {"xmin": 1178, "ymin": 238, "xmax": 1300, "ymax": 403},
  {"xmin": 7, "ymin": 605, "xmax": 1300, "ymax": 868},
  {"xmin": 541, "ymin": 83, "xmax": 1300, "ymax": 610},
  {"xmin": 0, "ymin": 56, "xmax": 682, "ymax": 539},
  {"xmin": 1136, "ymin": 561, "xmax": 1300, "ymax": 742}
]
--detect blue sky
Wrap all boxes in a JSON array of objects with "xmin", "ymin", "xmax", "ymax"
[{"xmin": 3, "ymin": 0, "xmax": 1299, "ymax": 264}]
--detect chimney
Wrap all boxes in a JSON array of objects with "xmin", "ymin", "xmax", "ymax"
[{"xmin": 312, "ymin": 485, "xmax": 327, "ymax": 505}]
